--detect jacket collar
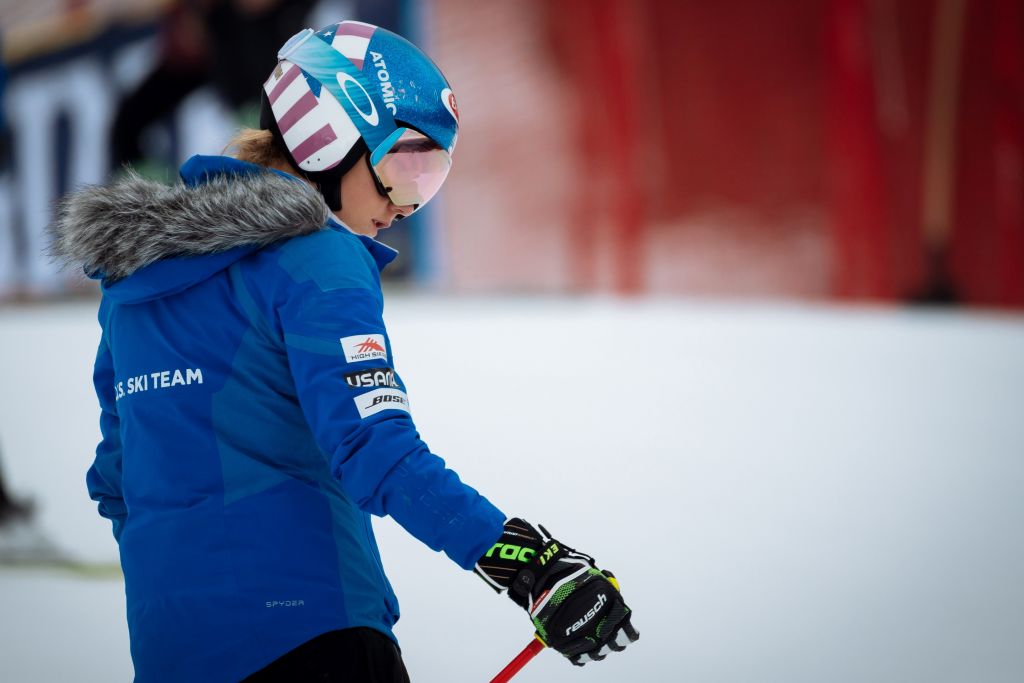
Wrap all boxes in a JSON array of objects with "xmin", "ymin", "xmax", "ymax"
[{"xmin": 327, "ymin": 216, "xmax": 399, "ymax": 272}]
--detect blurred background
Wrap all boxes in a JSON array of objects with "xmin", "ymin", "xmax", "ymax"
[
  {"xmin": 1, "ymin": 1, "xmax": 1023, "ymax": 682},
  {"xmin": 1, "ymin": 0, "xmax": 1022, "ymax": 302}
]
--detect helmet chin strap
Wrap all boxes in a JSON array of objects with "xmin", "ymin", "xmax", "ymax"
[{"xmin": 314, "ymin": 175, "xmax": 343, "ymax": 212}]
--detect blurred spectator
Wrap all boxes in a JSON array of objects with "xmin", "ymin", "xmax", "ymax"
[
  {"xmin": 0, "ymin": 443, "xmax": 64, "ymax": 565},
  {"xmin": 0, "ymin": 57, "xmax": 9, "ymax": 170},
  {"xmin": 110, "ymin": 0, "xmax": 317, "ymax": 174},
  {"xmin": 0, "ymin": 447, "xmax": 33, "ymax": 527},
  {"xmin": 1, "ymin": 49, "xmax": 13, "ymax": 298}
]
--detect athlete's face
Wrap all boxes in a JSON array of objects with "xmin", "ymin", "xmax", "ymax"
[{"xmin": 335, "ymin": 154, "xmax": 415, "ymax": 237}]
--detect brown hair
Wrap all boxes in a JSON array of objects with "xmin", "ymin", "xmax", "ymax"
[{"xmin": 223, "ymin": 128, "xmax": 294, "ymax": 171}]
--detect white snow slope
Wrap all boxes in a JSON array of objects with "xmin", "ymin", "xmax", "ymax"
[{"xmin": 1, "ymin": 296, "xmax": 1023, "ymax": 683}]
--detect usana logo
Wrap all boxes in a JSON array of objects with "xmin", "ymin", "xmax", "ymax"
[{"xmin": 344, "ymin": 367, "xmax": 399, "ymax": 389}]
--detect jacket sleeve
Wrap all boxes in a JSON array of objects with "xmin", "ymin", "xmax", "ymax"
[
  {"xmin": 277, "ymin": 280, "xmax": 505, "ymax": 570},
  {"xmin": 86, "ymin": 323, "xmax": 127, "ymax": 543}
]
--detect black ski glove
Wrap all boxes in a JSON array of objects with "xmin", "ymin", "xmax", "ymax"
[{"xmin": 475, "ymin": 518, "xmax": 639, "ymax": 666}]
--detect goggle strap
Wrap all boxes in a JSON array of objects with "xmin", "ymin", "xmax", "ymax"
[
  {"xmin": 278, "ymin": 28, "xmax": 317, "ymax": 61},
  {"xmin": 370, "ymin": 128, "xmax": 410, "ymax": 166},
  {"xmin": 365, "ymin": 153, "xmax": 391, "ymax": 198},
  {"xmin": 282, "ymin": 29, "xmax": 396, "ymax": 151}
]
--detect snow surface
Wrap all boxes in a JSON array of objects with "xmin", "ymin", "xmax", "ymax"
[{"xmin": 1, "ymin": 296, "xmax": 1023, "ymax": 682}]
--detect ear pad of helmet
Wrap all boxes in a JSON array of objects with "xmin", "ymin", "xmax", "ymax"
[{"xmin": 259, "ymin": 90, "xmax": 365, "ymax": 212}]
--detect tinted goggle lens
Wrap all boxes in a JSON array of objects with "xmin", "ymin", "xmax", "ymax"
[{"xmin": 370, "ymin": 129, "xmax": 452, "ymax": 211}]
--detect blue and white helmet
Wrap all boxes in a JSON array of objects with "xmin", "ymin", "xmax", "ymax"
[{"xmin": 260, "ymin": 20, "xmax": 459, "ymax": 212}]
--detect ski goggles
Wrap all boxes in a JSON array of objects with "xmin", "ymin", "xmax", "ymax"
[{"xmin": 368, "ymin": 127, "xmax": 452, "ymax": 212}]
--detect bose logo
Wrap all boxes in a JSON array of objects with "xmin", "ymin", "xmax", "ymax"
[
  {"xmin": 354, "ymin": 388, "xmax": 411, "ymax": 418},
  {"xmin": 366, "ymin": 393, "xmax": 407, "ymax": 408}
]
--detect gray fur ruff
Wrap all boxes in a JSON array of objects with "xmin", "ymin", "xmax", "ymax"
[{"xmin": 49, "ymin": 168, "xmax": 331, "ymax": 281}]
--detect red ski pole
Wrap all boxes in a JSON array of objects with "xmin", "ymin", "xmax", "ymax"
[{"xmin": 489, "ymin": 635, "xmax": 546, "ymax": 683}]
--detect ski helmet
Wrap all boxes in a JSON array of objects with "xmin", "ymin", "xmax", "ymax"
[{"xmin": 260, "ymin": 21, "xmax": 459, "ymax": 213}]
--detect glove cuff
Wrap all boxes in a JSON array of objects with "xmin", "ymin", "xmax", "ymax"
[{"xmin": 474, "ymin": 518, "xmax": 543, "ymax": 597}]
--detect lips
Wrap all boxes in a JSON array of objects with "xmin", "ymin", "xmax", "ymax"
[{"xmin": 372, "ymin": 219, "xmax": 386, "ymax": 230}]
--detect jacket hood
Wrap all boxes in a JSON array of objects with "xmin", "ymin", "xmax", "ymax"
[{"xmin": 49, "ymin": 156, "xmax": 331, "ymax": 303}]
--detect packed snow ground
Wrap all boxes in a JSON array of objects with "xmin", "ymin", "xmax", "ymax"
[{"xmin": 1, "ymin": 296, "xmax": 1023, "ymax": 683}]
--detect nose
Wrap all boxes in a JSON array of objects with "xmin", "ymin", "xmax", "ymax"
[{"xmin": 389, "ymin": 202, "xmax": 418, "ymax": 222}]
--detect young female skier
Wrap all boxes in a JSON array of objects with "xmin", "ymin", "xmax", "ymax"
[{"xmin": 52, "ymin": 20, "xmax": 638, "ymax": 681}]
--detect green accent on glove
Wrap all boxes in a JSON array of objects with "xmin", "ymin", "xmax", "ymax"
[{"xmin": 483, "ymin": 542, "xmax": 536, "ymax": 563}]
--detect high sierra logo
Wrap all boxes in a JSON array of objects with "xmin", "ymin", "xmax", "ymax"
[{"xmin": 340, "ymin": 334, "xmax": 388, "ymax": 363}]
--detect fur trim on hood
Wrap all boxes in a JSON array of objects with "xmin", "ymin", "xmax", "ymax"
[{"xmin": 49, "ymin": 168, "xmax": 330, "ymax": 281}]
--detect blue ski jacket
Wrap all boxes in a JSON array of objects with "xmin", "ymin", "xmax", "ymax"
[{"xmin": 60, "ymin": 156, "xmax": 505, "ymax": 682}]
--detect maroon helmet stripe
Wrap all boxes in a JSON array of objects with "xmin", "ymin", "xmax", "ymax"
[
  {"xmin": 268, "ymin": 65, "xmax": 301, "ymax": 105},
  {"xmin": 277, "ymin": 90, "xmax": 318, "ymax": 135},
  {"xmin": 338, "ymin": 21, "xmax": 375, "ymax": 39},
  {"xmin": 292, "ymin": 124, "xmax": 338, "ymax": 164}
]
